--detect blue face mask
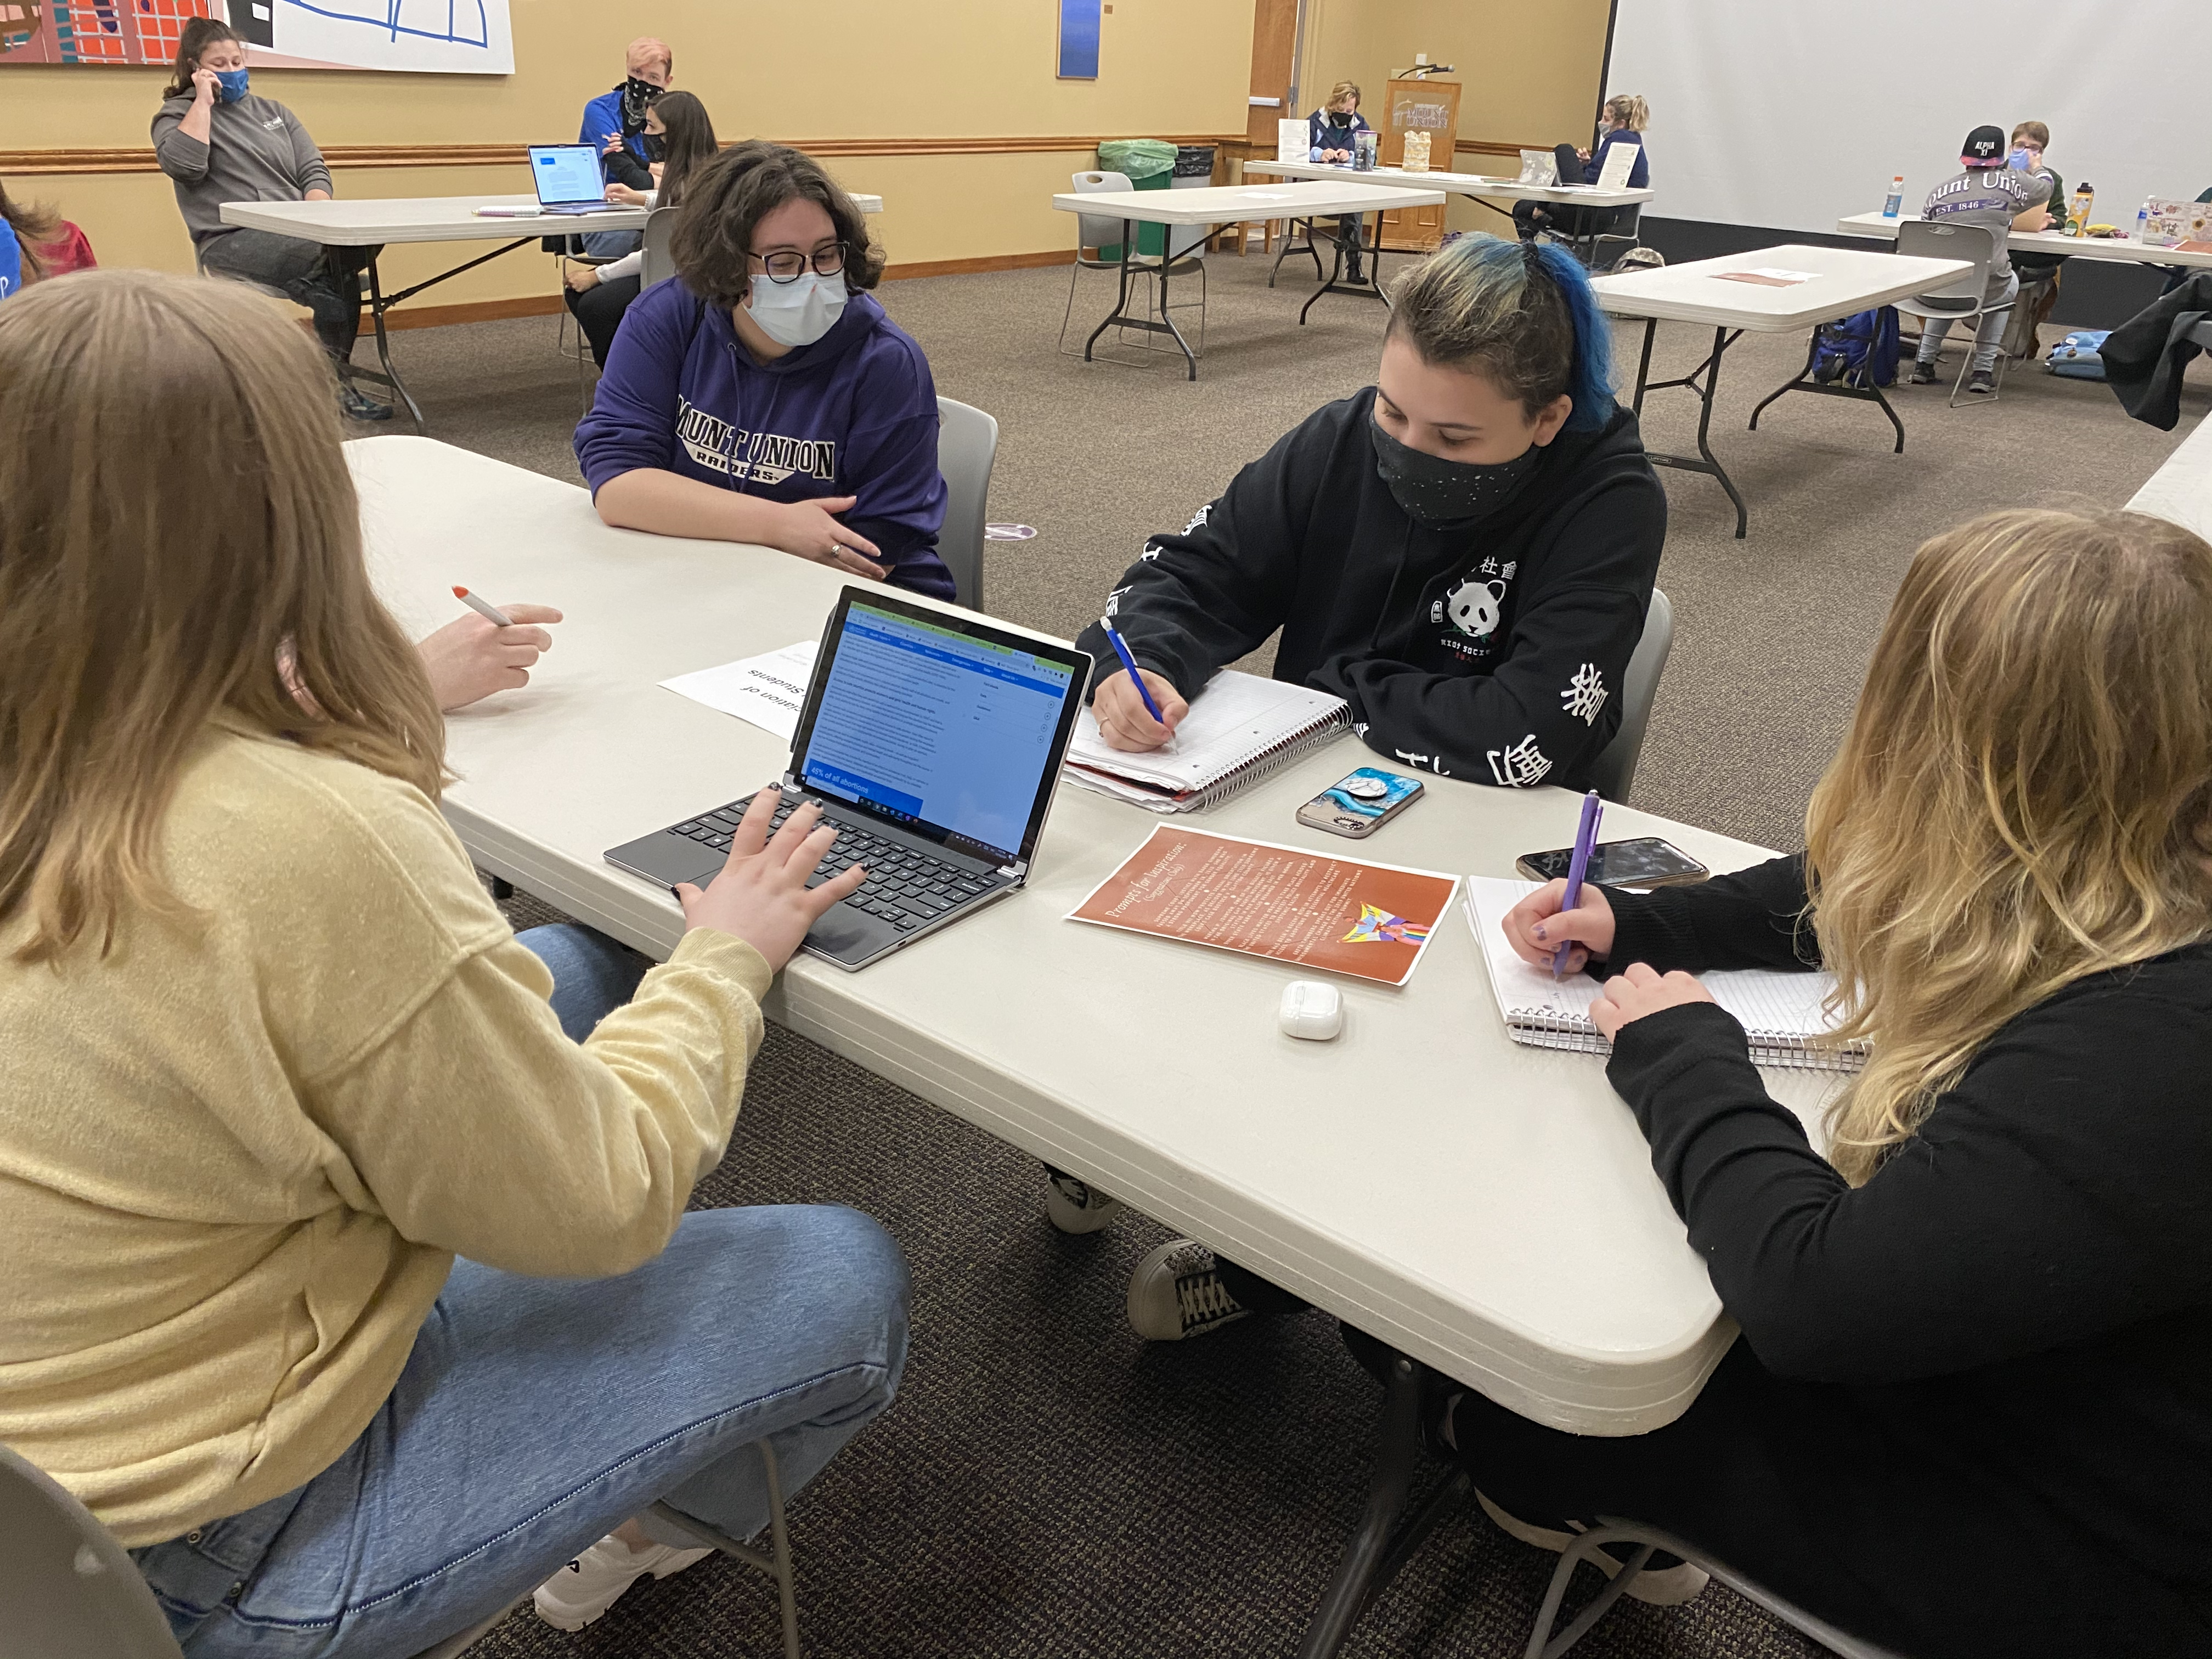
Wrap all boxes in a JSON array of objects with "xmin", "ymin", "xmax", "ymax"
[{"xmin": 216, "ymin": 67, "xmax": 251, "ymax": 103}]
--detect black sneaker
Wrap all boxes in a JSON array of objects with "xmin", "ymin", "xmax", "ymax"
[
  {"xmin": 1126, "ymin": 1239, "xmax": 1250, "ymax": 1340},
  {"xmin": 1908, "ymin": 360, "xmax": 1938, "ymax": 385},
  {"xmin": 340, "ymin": 382, "xmax": 393, "ymax": 422},
  {"xmin": 1967, "ymin": 370, "xmax": 1996, "ymax": 395}
]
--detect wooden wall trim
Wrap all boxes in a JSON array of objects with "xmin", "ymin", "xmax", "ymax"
[{"xmin": 0, "ymin": 133, "xmax": 1248, "ymax": 177}]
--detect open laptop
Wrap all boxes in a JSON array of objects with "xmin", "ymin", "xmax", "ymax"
[
  {"xmin": 1517, "ymin": 148, "xmax": 1561, "ymax": 187},
  {"xmin": 528, "ymin": 143, "xmax": 624, "ymax": 215},
  {"xmin": 606, "ymin": 587, "xmax": 1093, "ymax": 971}
]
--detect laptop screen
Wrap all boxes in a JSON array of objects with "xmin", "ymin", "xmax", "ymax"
[
  {"xmin": 792, "ymin": 592, "xmax": 1089, "ymax": 866},
  {"xmin": 529, "ymin": 145, "xmax": 604, "ymax": 206}
]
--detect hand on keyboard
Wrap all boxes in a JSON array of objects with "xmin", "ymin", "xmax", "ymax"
[{"xmin": 673, "ymin": 788, "xmax": 868, "ymax": 968}]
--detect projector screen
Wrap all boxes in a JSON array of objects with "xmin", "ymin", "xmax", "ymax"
[{"xmin": 1605, "ymin": 0, "xmax": 2212, "ymax": 235}]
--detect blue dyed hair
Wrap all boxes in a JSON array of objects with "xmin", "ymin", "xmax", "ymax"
[{"xmin": 1386, "ymin": 233, "xmax": 1617, "ymax": 432}]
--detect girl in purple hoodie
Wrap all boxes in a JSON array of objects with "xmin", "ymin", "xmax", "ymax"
[{"xmin": 575, "ymin": 142, "xmax": 953, "ymax": 599}]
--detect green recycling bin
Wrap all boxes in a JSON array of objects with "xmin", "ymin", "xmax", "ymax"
[{"xmin": 1095, "ymin": 139, "xmax": 1176, "ymax": 259}]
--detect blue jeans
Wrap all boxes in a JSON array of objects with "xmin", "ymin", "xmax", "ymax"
[{"xmin": 133, "ymin": 924, "xmax": 911, "ymax": 1657}]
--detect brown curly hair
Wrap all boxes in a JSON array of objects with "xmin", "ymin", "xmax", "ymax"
[{"xmin": 669, "ymin": 142, "xmax": 883, "ymax": 309}]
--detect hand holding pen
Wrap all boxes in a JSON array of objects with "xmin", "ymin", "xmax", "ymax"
[{"xmin": 1091, "ymin": 617, "xmax": 1188, "ymax": 754}]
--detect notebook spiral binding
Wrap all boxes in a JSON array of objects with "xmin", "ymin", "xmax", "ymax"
[
  {"xmin": 1182, "ymin": 712, "xmax": 1351, "ymax": 809},
  {"xmin": 1506, "ymin": 1008, "xmax": 1868, "ymax": 1073}
]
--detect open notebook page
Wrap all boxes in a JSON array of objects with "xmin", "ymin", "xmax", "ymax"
[
  {"xmin": 1464, "ymin": 878, "xmax": 1842, "ymax": 1043},
  {"xmin": 1066, "ymin": 669, "xmax": 1345, "ymax": 791}
]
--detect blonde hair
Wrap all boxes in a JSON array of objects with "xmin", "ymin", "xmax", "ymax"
[
  {"xmin": 1807, "ymin": 508, "xmax": 2212, "ymax": 1183},
  {"xmin": 1327, "ymin": 80, "xmax": 1361, "ymax": 112},
  {"xmin": 626, "ymin": 35, "xmax": 672, "ymax": 76},
  {"xmin": 1604, "ymin": 94, "xmax": 1650, "ymax": 132},
  {"xmin": 0, "ymin": 270, "xmax": 446, "ymax": 962}
]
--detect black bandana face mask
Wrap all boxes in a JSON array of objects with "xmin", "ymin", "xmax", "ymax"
[
  {"xmin": 618, "ymin": 76, "xmax": 664, "ymax": 133},
  {"xmin": 1371, "ymin": 419, "xmax": 1541, "ymax": 528}
]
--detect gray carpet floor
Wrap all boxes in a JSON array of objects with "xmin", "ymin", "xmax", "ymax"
[{"xmin": 389, "ymin": 250, "xmax": 2207, "ymax": 1658}]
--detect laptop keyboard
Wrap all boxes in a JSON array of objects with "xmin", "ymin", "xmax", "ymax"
[{"xmin": 666, "ymin": 793, "xmax": 996, "ymax": 934}]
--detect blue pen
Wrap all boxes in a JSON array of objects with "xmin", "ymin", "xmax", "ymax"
[
  {"xmin": 1554, "ymin": 789, "xmax": 1603, "ymax": 979},
  {"xmin": 1099, "ymin": 616, "xmax": 1176, "ymax": 749}
]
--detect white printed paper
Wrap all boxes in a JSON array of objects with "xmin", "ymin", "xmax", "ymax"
[{"xmin": 659, "ymin": 640, "xmax": 818, "ymax": 743}]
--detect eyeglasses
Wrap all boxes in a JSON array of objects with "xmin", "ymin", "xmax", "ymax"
[{"xmin": 753, "ymin": 244, "xmax": 847, "ymax": 283}]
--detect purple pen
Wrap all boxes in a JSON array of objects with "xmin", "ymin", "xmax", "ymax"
[{"xmin": 1553, "ymin": 789, "xmax": 1603, "ymax": 979}]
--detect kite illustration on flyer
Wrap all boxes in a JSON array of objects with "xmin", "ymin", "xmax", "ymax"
[{"xmin": 1068, "ymin": 826, "xmax": 1458, "ymax": 987}]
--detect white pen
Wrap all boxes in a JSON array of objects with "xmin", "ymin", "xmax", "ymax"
[{"xmin": 450, "ymin": 585, "xmax": 512, "ymax": 628}]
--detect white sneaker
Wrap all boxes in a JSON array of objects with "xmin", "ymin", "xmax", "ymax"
[
  {"xmin": 1475, "ymin": 1490, "xmax": 1709, "ymax": 1606},
  {"xmin": 1126, "ymin": 1239, "xmax": 1251, "ymax": 1341},
  {"xmin": 1045, "ymin": 1167, "xmax": 1124, "ymax": 1234},
  {"xmin": 532, "ymin": 1533, "xmax": 715, "ymax": 1630}
]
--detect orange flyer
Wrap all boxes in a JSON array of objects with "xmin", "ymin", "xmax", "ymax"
[{"xmin": 1067, "ymin": 826, "xmax": 1459, "ymax": 987}]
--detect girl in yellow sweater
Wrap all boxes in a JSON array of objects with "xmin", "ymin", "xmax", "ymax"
[{"xmin": 0, "ymin": 269, "xmax": 909, "ymax": 1652}]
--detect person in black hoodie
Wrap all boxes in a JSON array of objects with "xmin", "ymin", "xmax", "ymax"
[
  {"xmin": 1049, "ymin": 232, "xmax": 1668, "ymax": 1296},
  {"xmin": 1466, "ymin": 506, "xmax": 2212, "ymax": 1654},
  {"xmin": 1075, "ymin": 230, "xmax": 1663, "ymax": 798}
]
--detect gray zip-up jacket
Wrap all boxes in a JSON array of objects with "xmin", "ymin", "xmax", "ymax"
[{"xmin": 152, "ymin": 93, "xmax": 332, "ymax": 248}]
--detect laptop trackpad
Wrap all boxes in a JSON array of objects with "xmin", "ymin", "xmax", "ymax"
[{"xmin": 804, "ymin": 901, "xmax": 894, "ymax": 967}]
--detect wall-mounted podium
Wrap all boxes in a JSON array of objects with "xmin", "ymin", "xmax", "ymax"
[{"xmin": 1379, "ymin": 76, "xmax": 1460, "ymax": 252}]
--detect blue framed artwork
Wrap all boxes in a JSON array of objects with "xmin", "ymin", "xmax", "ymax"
[{"xmin": 1057, "ymin": 0, "xmax": 1100, "ymax": 79}]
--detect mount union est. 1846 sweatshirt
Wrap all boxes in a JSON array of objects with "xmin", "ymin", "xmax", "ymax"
[
  {"xmin": 1075, "ymin": 387, "xmax": 1666, "ymax": 791},
  {"xmin": 575, "ymin": 279, "xmax": 954, "ymax": 599}
]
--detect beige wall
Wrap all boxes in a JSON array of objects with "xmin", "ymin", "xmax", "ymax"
[
  {"xmin": 1, "ymin": 0, "xmax": 1254, "ymax": 304},
  {"xmin": 1296, "ymin": 0, "xmax": 1613, "ymax": 234}
]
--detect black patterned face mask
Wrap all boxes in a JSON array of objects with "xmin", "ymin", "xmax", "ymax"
[
  {"xmin": 1371, "ymin": 419, "xmax": 1540, "ymax": 528},
  {"xmin": 618, "ymin": 76, "xmax": 664, "ymax": 134}
]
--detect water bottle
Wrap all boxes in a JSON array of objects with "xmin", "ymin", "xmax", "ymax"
[
  {"xmin": 2069, "ymin": 183, "xmax": 2094, "ymax": 238},
  {"xmin": 2137, "ymin": 202, "xmax": 2151, "ymax": 244},
  {"xmin": 1882, "ymin": 176, "xmax": 1904, "ymax": 219}
]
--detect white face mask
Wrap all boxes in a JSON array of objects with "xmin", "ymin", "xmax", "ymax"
[{"xmin": 747, "ymin": 272, "xmax": 848, "ymax": 347}]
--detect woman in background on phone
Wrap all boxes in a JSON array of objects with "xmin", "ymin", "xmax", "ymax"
[
  {"xmin": 1481, "ymin": 507, "xmax": 2212, "ymax": 1654},
  {"xmin": 1514, "ymin": 93, "xmax": 1650, "ymax": 249},
  {"xmin": 1306, "ymin": 80, "xmax": 1376, "ymax": 282},
  {"xmin": 1052, "ymin": 232, "xmax": 1666, "ymax": 1316},
  {"xmin": 563, "ymin": 90, "xmax": 718, "ymax": 368},
  {"xmin": 151, "ymin": 16, "xmax": 384, "ymax": 421}
]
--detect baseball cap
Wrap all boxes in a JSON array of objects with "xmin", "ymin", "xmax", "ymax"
[{"xmin": 1961, "ymin": 125, "xmax": 2006, "ymax": 166}]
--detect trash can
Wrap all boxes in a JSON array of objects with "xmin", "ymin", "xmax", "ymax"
[
  {"xmin": 1096, "ymin": 138, "xmax": 1176, "ymax": 259},
  {"xmin": 1167, "ymin": 144, "xmax": 1216, "ymax": 259}
]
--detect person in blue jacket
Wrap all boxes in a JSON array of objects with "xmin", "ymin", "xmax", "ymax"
[
  {"xmin": 1307, "ymin": 81, "xmax": 1376, "ymax": 283},
  {"xmin": 574, "ymin": 37, "xmax": 671, "ymax": 257},
  {"xmin": 574, "ymin": 142, "xmax": 954, "ymax": 600},
  {"xmin": 1514, "ymin": 93, "xmax": 1650, "ymax": 249}
]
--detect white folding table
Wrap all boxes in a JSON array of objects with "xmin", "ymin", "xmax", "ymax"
[
  {"xmin": 1837, "ymin": 210, "xmax": 2212, "ymax": 273},
  {"xmin": 2127, "ymin": 377, "xmax": 2212, "ymax": 541},
  {"xmin": 1589, "ymin": 243, "xmax": 1970, "ymax": 537},
  {"xmin": 1244, "ymin": 157, "xmax": 1656, "ymax": 268},
  {"xmin": 221, "ymin": 191, "xmax": 885, "ymax": 426},
  {"xmin": 349, "ymin": 432, "xmax": 1833, "ymax": 1652},
  {"xmin": 1049, "ymin": 179, "xmax": 1447, "ymax": 376}
]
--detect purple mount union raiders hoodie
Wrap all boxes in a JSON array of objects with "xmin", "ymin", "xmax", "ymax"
[{"xmin": 575, "ymin": 280, "xmax": 954, "ymax": 599}]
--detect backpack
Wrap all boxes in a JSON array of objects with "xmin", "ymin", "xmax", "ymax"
[
  {"xmin": 2045, "ymin": 329, "xmax": 2110, "ymax": 380},
  {"xmin": 1811, "ymin": 306, "xmax": 1901, "ymax": 388}
]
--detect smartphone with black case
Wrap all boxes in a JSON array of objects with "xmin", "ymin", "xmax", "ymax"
[
  {"xmin": 1515, "ymin": 836, "xmax": 1709, "ymax": 889},
  {"xmin": 1296, "ymin": 768, "xmax": 1424, "ymax": 838}
]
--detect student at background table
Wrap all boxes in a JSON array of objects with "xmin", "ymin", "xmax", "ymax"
[
  {"xmin": 575, "ymin": 142, "xmax": 954, "ymax": 599},
  {"xmin": 1906, "ymin": 123, "xmax": 2052, "ymax": 395},
  {"xmin": 0, "ymin": 268, "xmax": 911, "ymax": 1656},
  {"xmin": 1514, "ymin": 93, "xmax": 1650, "ymax": 249},
  {"xmin": 563, "ymin": 91, "xmax": 718, "ymax": 368},
  {"xmin": 574, "ymin": 36, "xmax": 672, "ymax": 258},
  {"xmin": 0, "ymin": 179, "xmax": 55, "ymax": 302},
  {"xmin": 152, "ymin": 18, "xmax": 385, "ymax": 422},
  {"xmin": 1306, "ymin": 80, "xmax": 1375, "ymax": 284},
  {"xmin": 1472, "ymin": 505, "xmax": 2212, "ymax": 1656},
  {"xmin": 1050, "ymin": 232, "xmax": 1664, "ymax": 1243},
  {"xmin": 2000, "ymin": 121, "xmax": 2072, "ymax": 359}
]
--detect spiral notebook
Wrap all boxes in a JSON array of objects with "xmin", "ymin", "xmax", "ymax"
[
  {"xmin": 1063, "ymin": 670, "xmax": 1350, "ymax": 812},
  {"xmin": 1464, "ymin": 878, "xmax": 1866, "ymax": 1073}
]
